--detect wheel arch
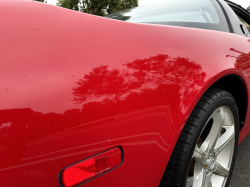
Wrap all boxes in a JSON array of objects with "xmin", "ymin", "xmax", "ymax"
[{"xmin": 209, "ymin": 74, "xmax": 247, "ymax": 129}]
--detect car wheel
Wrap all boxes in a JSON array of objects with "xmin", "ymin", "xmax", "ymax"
[{"xmin": 160, "ymin": 88, "xmax": 239, "ymax": 187}]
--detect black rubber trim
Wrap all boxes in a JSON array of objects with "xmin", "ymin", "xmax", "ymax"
[
  {"xmin": 216, "ymin": 0, "xmax": 234, "ymax": 33},
  {"xmin": 225, "ymin": 0, "xmax": 250, "ymax": 17}
]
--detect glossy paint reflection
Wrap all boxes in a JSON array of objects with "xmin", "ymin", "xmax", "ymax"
[
  {"xmin": 1, "ymin": 1, "xmax": 250, "ymax": 186},
  {"xmin": 0, "ymin": 54, "xmax": 206, "ymax": 156},
  {"xmin": 72, "ymin": 54, "xmax": 206, "ymax": 119},
  {"xmin": 229, "ymin": 48, "xmax": 250, "ymax": 74},
  {"xmin": 0, "ymin": 109, "xmax": 31, "ymax": 168},
  {"xmin": 227, "ymin": 44, "xmax": 250, "ymax": 143},
  {"xmin": 0, "ymin": 54, "xmax": 206, "ymax": 187}
]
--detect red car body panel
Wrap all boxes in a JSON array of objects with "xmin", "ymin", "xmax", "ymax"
[{"xmin": 0, "ymin": 1, "xmax": 250, "ymax": 187}]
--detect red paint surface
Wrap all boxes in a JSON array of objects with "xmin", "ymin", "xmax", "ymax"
[{"xmin": 0, "ymin": 1, "xmax": 250, "ymax": 187}]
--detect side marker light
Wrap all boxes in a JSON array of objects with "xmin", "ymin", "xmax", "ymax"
[{"xmin": 61, "ymin": 147, "xmax": 122, "ymax": 187}]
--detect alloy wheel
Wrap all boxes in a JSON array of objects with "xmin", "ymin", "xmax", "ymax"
[{"xmin": 186, "ymin": 106, "xmax": 235, "ymax": 187}]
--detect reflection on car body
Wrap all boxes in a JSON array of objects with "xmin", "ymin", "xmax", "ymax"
[{"xmin": 1, "ymin": 0, "xmax": 250, "ymax": 187}]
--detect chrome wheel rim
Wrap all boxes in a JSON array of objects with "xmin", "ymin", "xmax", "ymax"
[{"xmin": 186, "ymin": 106, "xmax": 235, "ymax": 187}]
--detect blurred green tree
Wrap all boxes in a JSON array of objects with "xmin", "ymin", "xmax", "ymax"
[
  {"xmin": 82, "ymin": 0, "xmax": 109, "ymax": 16},
  {"xmin": 57, "ymin": 0, "xmax": 80, "ymax": 11},
  {"xmin": 247, "ymin": 6, "xmax": 250, "ymax": 12},
  {"xmin": 56, "ymin": 0, "xmax": 138, "ymax": 16}
]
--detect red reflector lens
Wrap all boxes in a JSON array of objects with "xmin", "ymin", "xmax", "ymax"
[{"xmin": 61, "ymin": 147, "xmax": 122, "ymax": 187}]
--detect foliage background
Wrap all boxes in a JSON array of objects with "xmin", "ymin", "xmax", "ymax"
[
  {"xmin": 36, "ymin": 0, "xmax": 249, "ymax": 16},
  {"xmin": 46, "ymin": 0, "xmax": 138, "ymax": 16}
]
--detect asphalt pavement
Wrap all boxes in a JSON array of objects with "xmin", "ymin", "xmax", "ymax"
[{"xmin": 229, "ymin": 134, "xmax": 250, "ymax": 187}]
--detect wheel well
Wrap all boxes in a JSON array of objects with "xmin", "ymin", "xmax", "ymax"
[{"xmin": 211, "ymin": 75, "xmax": 247, "ymax": 129}]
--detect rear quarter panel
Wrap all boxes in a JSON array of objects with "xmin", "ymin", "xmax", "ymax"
[{"xmin": 0, "ymin": 1, "xmax": 250, "ymax": 186}]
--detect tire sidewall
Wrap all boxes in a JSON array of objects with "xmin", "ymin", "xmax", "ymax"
[{"xmin": 182, "ymin": 93, "xmax": 240, "ymax": 187}]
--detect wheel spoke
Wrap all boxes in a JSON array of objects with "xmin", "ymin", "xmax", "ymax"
[
  {"xmin": 200, "ymin": 108, "xmax": 224, "ymax": 152},
  {"xmin": 214, "ymin": 162, "xmax": 229, "ymax": 177},
  {"xmin": 214, "ymin": 126, "xmax": 235, "ymax": 155},
  {"xmin": 203, "ymin": 180, "xmax": 212, "ymax": 187},
  {"xmin": 193, "ymin": 145, "xmax": 203, "ymax": 160},
  {"xmin": 193, "ymin": 161, "xmax": 204, "ymax": 187},
  {"xmin": 211, "ymin": 174, "xmax": 226, "ymax": 187}
]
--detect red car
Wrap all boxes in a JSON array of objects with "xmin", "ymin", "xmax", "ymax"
[{"xmin": 0, "ymin": 0, "xmax": 250, "ymax": 186}]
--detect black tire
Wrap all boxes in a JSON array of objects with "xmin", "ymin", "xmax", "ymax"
[{"xmin": 159, "ymin": 88, "xmax": 240, "ymax": 187}]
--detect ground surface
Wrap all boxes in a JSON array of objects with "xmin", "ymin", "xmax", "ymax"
[{"xmin": 229, "ymin": 134, "xmax": 250, "ymax": 187}]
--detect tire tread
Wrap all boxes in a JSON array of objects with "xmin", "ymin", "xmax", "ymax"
[{"xmin": 159, "ymin": 88, "xmax": 235, "ymax": 187}]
